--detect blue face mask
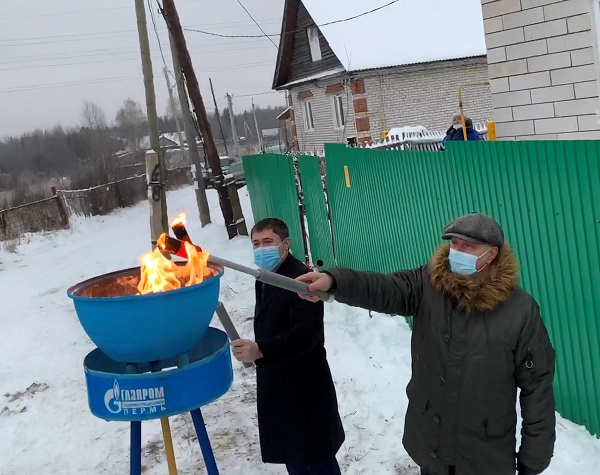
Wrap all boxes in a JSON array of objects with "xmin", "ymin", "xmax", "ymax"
[
  {"xmin": 448, "ymin": 248, "xmax": 489, "ymax": 276},
  {"xmin": 253, "ymin": 245, "xmax": 283, "ymax": 271}
]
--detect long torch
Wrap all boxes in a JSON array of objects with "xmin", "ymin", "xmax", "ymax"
[
  {"xmin": 159, "ymin": 234, "xmax": 331, "ymax": 301},
  {"xmin": 167, "ymin": 216, "xmax": 255, "ymax": 369}
]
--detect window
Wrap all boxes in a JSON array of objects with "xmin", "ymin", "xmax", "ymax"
[
  {"xmin": 332, "ymin": 95, "xmax": 345, "ymax": 129},
  {"xmin": 307, "ymin": 27, "xmax": 322, "ymax": 62},
  {"xmin": 302, "ymin": 101, "xmax": 315, "ymax": 132}
]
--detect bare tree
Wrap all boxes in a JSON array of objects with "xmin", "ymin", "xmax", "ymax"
[
  {"xmin": 115, "ymin": 98, "xmax": 147, "ymax": 151},
  {"xmin": 82, "ymin": 101, "xmax": 111, "ymax": 178},
  {"xmin": 82, "ymin": 101, "xmax": 108, "ymax": 130}
]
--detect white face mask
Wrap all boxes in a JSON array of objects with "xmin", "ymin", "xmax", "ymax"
[
  {"xmin": 448, "ymin": 247, "xmax": 490, "ymax": 276},
  {"xmin": 452, "ymin": 124, "xmax": 463, "ymax": 130}
]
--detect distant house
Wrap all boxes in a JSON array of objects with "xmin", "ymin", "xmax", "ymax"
[{"xmin": 272, "ymin": 0, "xmax": 493, "ymax": 151}]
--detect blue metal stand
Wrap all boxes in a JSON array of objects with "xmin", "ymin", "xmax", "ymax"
[
  {"xmin": 191, "ymin": 409, "xmax": 220, "ymax": 475},
  {"xmin": 83, "ymin": 328, "xmax": 233, "ymax": 474},
  {"xmin": 130, "ymin": 421, "xmax": 142, "ymax": 475}
]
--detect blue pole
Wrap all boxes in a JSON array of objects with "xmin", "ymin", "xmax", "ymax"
[
  {"xmin": 130, "ymin": 421, "xmax": 142, "ymax": 475},
  {"xmin": 190, "ymin": 409, "xmax": 219, "ymax": 475}
]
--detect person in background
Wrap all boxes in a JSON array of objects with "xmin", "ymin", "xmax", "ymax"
[
  {"xmin": 441, "ymin": 114, "xmax": 483, "ymax": 149},
  {"xmin": 297, "ymin": 212, "xmax": 556, "ymax": 475},
  {"xmin": 231, "ymin": 217, "xmax": 345, "ymax": 475}
]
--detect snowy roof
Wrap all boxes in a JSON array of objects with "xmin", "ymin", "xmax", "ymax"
[
  {"xmin": 300, "ymin": 0, "xmax": 486, "ymax": 72},
  {"xmin": 279, "ymin": 67, "xmax": 346, "ymax": 88}
]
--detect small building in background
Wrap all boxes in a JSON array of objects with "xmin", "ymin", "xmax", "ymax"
[{"xmin": 272, "ymin": 0, "xmax": 493, "ymax": 151}]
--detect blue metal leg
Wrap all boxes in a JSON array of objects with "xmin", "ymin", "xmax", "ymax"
[
  {"xmin": 130, "ymin": 421, "xmax": 142, "ymax": 475},
  {"xmin": 190, "ymin": 409, "xmax": 219, "ymax": 475}
]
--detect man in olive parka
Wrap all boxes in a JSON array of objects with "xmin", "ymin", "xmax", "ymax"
[{"xmin": 298, "ymin": 213, "xmax": 556, "ymax": 475}]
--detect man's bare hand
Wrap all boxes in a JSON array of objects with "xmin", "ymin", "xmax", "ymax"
[
  {"xmin": 296, "ymin": 272, "xmax": 334, "ymax": 302},
  {"xmin": 231, "ymin": 339, "xmax": 263, "ymax": 363}
]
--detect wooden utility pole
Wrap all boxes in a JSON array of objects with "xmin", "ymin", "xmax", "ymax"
[
  {"xmin": 226, "ymin": 93, "xmax": 241, "ymax": 159},
  {"xmin": 209, "ymin": 78, "xmax": 229, "ymax": 156},
  {"xmin": 162, "ymin": 0, "xmax": 245, "ymax": 238},
  {"xmin": 167, "ymin": 40, "xmax": 211, "ymax": 227},
  {"xmin": 134, "ymin": 0, "xmax": 168, "ymax": 237},
  {"xmin": 163, "ymin": 67, "xmax": 186, "ymax": 156},
  {"xmin": 252, "ymin": 99, "xmax": 263, "ymax": 152}
]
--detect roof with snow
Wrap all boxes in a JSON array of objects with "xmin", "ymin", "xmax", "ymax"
[{"xmin": 273, "ymin": 0, "xmax": 487, "ymax": 88}]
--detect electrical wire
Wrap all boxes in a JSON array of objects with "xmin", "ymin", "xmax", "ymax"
[
  {"xmin": 184, "ymin": 0, "xmax": 400, "ymax": 38},
  {"xmin": 236, "ymin": 91, "xmax": 284, "ymax": 98},
  {"xmin": 0, "ymin": 0, "xmax": 201, "ymax": 21},
  {"xmin": 0, "ymin": 55, "xmax": 273, "ymax": 73},
  {"xmin": 0, "ymin": 20, "xmax": 281, "ymax": 47},
  {"xmin": 147, "ymin": 0, "xmax": 169, "ymax": 70},
  {"xmin": 0, "ymin": 43, "xmax": 275, "ymax": 65},
  {"xmin": 0, "ymin": 75, "xmax": 145, "ymax": 94},
  {"xmin": 234, "ymin": 0, "xmax": 278, "ymax": 49}
]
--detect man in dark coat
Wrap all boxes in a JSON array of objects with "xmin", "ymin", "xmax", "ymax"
[
  {"xmin": 297, "ymin": 213, "xmax": 556, "ymax": 475},
  {"xmin": 231, "ymin": 217, "xmax": 345, "ymax": 475}
]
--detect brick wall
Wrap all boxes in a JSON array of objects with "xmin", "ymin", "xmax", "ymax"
[
  {"xmin": 291, "ymin": 77, "xmax": 356, "ymax": 153},
  {"xmin": 363, "ymin": 58, "xmax": 493, "ymax": 140},
  {"xmin": 288, "ymin": 58, "xmax": 492, "ymax": 152},
  {"xmin": 482, "ymin": 0, "xmax": 600, "ymax": 139}
]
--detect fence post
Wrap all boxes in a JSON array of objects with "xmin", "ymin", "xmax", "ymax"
[
  {"xmin": 146, "ymin": 150, "xmax": 164, "ymax": 247},
  {"xmin": 51, "ymin": 186, "xmax": 69, "ymax": 228}
]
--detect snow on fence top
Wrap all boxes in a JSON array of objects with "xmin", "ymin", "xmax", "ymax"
[
  {"xmin": 301, "ymin": 0, "xmax": 487, "ymax": 71},
  {"xmin": 360, "ymin": 122, "xmax": 489, "ymax": 150}
]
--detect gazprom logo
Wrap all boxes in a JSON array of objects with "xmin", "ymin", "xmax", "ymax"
[{"xmin": 104, "ymin": 379, "xmax": 166, "ymax": 415}]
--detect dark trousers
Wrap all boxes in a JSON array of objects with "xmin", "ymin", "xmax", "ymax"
[
  {"xmin": 421, "ymin": 467, "xmax": 456, "ymax": 475},
  {"xmin": 286, "ymin": 457, "xmax": 342, "ymax": 475}
]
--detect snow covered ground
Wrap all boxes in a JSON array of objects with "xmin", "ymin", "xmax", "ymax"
[{"xmin": 1, "ymin": 186, "xmax": 599, "ymax": 474}]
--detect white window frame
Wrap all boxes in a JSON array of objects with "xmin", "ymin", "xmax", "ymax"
[
  {"xmin": 332, "ymin": 94, "xmax": 345, "ymax": 129},
  {"xmin": 302, "ymin": 101, "xmax": 315, "ymax": 132},
  {"xmin": 307, "ymin": 27, "xmax": 322, "ymax": 62}
]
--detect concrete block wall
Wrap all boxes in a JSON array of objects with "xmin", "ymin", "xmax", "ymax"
[{"xmin": 482, "ymin": 0, "xmax": 600, "ymax": 139}]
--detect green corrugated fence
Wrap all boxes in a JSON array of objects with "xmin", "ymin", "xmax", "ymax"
[
  {"xmin": 243, "ymin": 141, "xmax": 600, "ymax": 437},
  {"xmin": 241, "ymin": 153, "xmax": 306, "ymax": 259}
]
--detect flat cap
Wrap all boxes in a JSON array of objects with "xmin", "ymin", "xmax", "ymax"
[{"xmin": 442, "ymin": 212, "xmax": 504, "ymax": 247}]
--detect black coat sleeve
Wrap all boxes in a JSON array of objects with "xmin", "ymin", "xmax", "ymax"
[
  {"xmin": 515, "ymin": 301, "xmax": 556, "ymax": 473},
  {"xmin": 325, "ymin": 266, "xmax": 424, "ymax": 316},
  {"xmin": 255, "ymin": 293, "xmax": 324, "ymax": 367}
]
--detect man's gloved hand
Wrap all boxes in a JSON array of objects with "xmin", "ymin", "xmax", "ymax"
[{"xmin": 517, "ymin": 459, "xmax": 542, "ymax": 475}]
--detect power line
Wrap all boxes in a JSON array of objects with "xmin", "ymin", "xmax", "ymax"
[
  {"xmin": 0, "ymin": 0, "xmax": 201, "ymax": 21},
  {"xmin": 0, "ymin": 43, "xmax": 275, "ymax": 66},
  {"xmin": 0, "ymin": 20, "xmax": 281, "ymax": 47},
  {"xmin": 0, "ymin": 75, "xmax": 145, "ymax": 94},
  {"xmin": 0, "ymin": 57, "xmax": 274, "ymax": 73},
  {"xmin": 0, "ymin": 74, "xmax": 282, "ymax": 96},
  {"xmin": 234, "ymin": 0, "xmax": 278, "ymax": 49},
  {"xmin": 235, "ymin": 91, "xmax": 285, "ymax": 98},
  {"xmin": 147, "ymin": 0, "xmax": 169, "ymax": 70},
  {"xmin": 184, "ymin": 0, "xmax": 400, "ymax": 38}
]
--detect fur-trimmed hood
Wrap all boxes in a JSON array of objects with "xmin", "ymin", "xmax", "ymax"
[{"xmin": 428, "ymin": 244, "xmax": 520, "ymax": 313}]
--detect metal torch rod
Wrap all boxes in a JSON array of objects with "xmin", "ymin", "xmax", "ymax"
[{"xmin": 207, "ymin": 255, "xmax": 331, "ymax": 301}]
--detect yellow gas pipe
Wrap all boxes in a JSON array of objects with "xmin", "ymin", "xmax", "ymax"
[
  {"xmin": 161, "ymin": 417, "xmax": 178, "ymax": 474},
  {"xmin": 458, "ymin": 81, "xmax": 490, "ymax": 141}
]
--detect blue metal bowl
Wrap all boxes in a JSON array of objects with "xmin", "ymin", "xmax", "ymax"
[{"xmin": 67, "ymin": 264, "xmax": 223, "ymax": 364}]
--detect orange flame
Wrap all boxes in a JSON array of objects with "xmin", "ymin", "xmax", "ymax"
[
  {"xmin": 137, "ymin": 248, "xmax": 182, "ymax": 295},
  {"xmin": 171, "ymin": 212, "xmax": 186, "ymax": 227},
  {"xmin": 137, "ymin": 232, "xmax": 216, "ymax": 295}
]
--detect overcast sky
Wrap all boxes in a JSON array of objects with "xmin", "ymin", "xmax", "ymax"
[{"xmin": 0, "ymin": 0, "xmax": 286, "ymax": 137}]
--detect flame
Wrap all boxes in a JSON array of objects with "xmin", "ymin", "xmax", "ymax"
[
  {"xmin": 137, "ymin": 230, "xmax": 216, "ymax": 295},
  {"xmin": 171, "ymin": 212, "xmax": 186, "ymax": 227},
  {"xmin": 137, "ymin": 248, "xmax": 182, "ymax": 295},
  {"xmin": 184, "ymin": 242, "xmax": 211, "ymax": 287}
]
